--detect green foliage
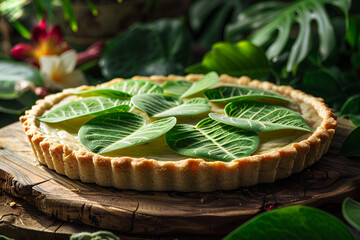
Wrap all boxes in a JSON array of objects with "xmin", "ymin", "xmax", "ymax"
[
  {"xmin": 340, "ymin": 94, "xmax": 360, "ymax": 126},
  {"xmin": 226, "ymin": 0, "xmax": 351, "ymax": 72},
  {"xmin": 223, "ymin": 206, "xmax": 355, "ymax": 240},
  {"xmin": 186, "ymin": 40, "xmax": 271, "ymax": 79},
  {"xmin": 0, "ymin": 60, "xmax": 42, "ymax": 114},
  {"xmin": 340, "ymin": 126, "xmax": 360, "ymax": 157},
  {"xmin": 342, "ymin": 197, "xmax": 360, "ymax": 232},
  {"xmin": 79, "ymin": 112, "xmax": 176, "ymax": 154},
  {"xmin": 189, "ymin": 0, "xmax": 249, "ymax": 47},
  {"xmin": 210, "ymin": 101, "xmax": 313, "ymax": 132},
  {"xmin": 107, "ymin": 80, "xmax": 163, "ymax": 95},
  {"xmin": 99, "ymin": 19, "xmax": 193, "ymax": 79},
  {"xmin": 166, "ymin": 118, "xmax": 259, "ymax": 162}
]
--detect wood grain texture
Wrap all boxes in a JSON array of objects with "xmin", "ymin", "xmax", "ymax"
[{"xmin": 0, "ymin": 118, "xmax": 359, "ymax": 236}]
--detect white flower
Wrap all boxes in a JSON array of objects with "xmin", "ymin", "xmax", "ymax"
[{"xmin": 39, "ymin": 50, "xmax": 87, "ymax": 90}]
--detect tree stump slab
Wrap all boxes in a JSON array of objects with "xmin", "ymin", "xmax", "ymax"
[{"xmin": 0, "ymin": 119, "xmax": 359, "ymax": 236}]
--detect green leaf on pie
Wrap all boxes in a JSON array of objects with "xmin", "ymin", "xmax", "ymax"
[
  {"xmin": 79, "ymin": 112, "xmax": 176, "ymax": 154},
  {"xmin": 37, "ymin": 97, "xmax": 131, "ymax": 123},
  {"xmin": 107, "ymin": 79, "xmax": 163, "ymax": 95},
  {"xmin": 162, "ymin": 80, "xmax": 193, "ymax": 97},
  {"xmin": 224, "ymin": 206, "xmax": 355, "ymax": 240},
  {"xmin": 342, "ymin": 197, "xmax": 360, "ymax": 232},
  {"xmin": 340, "ymin": 126, "xmax": 360, "ymax": 157},
  {"xmin": 166, "ymin": 118, "xmax": 259, "ymax": 162},
  {"xmin": 203, "ymin": 86, "xmax": 289, "ymax": 103},
  {"xmin": 209, "ymin": 101, "xmax": 313, "ymax": 132},
  {"xmin": 71, "ymin": 89, "xmax": 132, "ymax": 99},
  {"xmin": 131, "ymin": 94, "xmax": 211, "ymax": 118},
  {"xmin": 162, "ymin": 71, "xmax": 219, "ymax": 98}
]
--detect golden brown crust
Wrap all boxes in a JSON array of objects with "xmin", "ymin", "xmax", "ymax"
[{"xmin": 20, "ymin": 74, "xmax": 337, "ymax": 192}]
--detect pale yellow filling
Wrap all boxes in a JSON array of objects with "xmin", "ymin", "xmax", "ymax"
[{"xmin": 39, "ymin": 93, "xmax": 322, "ymax": 161}]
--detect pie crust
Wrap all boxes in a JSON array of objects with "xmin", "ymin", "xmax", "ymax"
[{"xmin": 20, "ymin": 74, "xmax": 337, "ymax": 192}]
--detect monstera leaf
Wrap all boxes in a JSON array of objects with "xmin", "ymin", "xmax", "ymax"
[
  {"xmin": 99, "ymin": 19, "xmax": 193, "ymax": 79},
  {"xmin": 37, "ymin": 97, "xmax": 130, "ymax": 123},
  {"xmin": 186, "ymin": 41, "xmax": 271, "ymax": 78},
  {"xmin": 225, "ymin": 0, "xmax": 351, "ymax": 71},
  {"xmin": 189, "ymin": 0, "xmax": 249, "ymax": 47},
  {"xmin": 166, "ymin": 118, "xmax": 259, "ymax": 161},
  {"xmin": 79, "ymin": 112, "xmax": 176, "ymax": 154},
  {"xmin": 209, "ymin": 101, "xmax": 313, "ymax": 132},
  {"xmin": 131, "ymin": 94, "xmax": 211, "ymax": 118}
]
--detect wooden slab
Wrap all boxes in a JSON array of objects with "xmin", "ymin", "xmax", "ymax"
[{"xmin": 0, "ymin": 118, "xmax": 359, "ymax": 236}]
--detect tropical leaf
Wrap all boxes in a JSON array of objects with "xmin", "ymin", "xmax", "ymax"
[
  {"xmin": 131, "ymin": 94, "xmax": 211, "ymax": 118},
  {"xmin": 224, "ymin": 206, "xmax": 355, "ymax": 240},
  {"xmin": 71, "ymin": 89, "xmax": 132, "ymax": 99},
  {"xmin": 342, "ymin": 197, "xmax": 360, "ymax": 232},
  {"xmin": 37, "ymin": 97, "xmax": 130, "ymax": 123},
  {"xmin": 99, "ymin": 19, "xmax": 193, "ymax": 79},
  {"xmin": 340, "ymin": 126, "xmax": 360, "ymax": 157},
  {"xmin": 166, "ymin": 118, "xmax": 259, "ymax": 162},
  {"xmin": 209, "ymin": 101, "xmax": 313, "ymax": 132},
  {"xmin": 189, "ymin": 0, "xmax": 250, "ymax": 47},
  {"xmin": 225, "ymin": 0, "xmax": 351, "ymax": 71},
  {"xmin": 107, "ymin": 80, "xmax": 163, "ymax": 95},
  {"xmin": 79, "ymin": 112, "xmax": 176, "ymax": 154},
  {"xmin": 340, "ymin": 94, "xmax": 360, "ymax": 126},
  {"xmin": 162, "ymin": 71, "xmax": 219, "ymax": 98},
  {"xmin": 186, "ymin": 41, "xmax": 271, "ymax": 78},
  {"xmin": 0, "ymin": 60, "xmax": 43, "ymax": 86},
  {"xmin": 203, "ymin": 86, "xmax": 289, "ymax": 103}
]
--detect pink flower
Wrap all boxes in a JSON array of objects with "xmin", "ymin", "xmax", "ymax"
[{"xmin": 11, "ymin": 20, "xmax": 70, "ymax": 66}]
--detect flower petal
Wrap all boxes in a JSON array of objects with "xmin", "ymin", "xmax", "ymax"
[
  {"xmin": 59, "ymin": 50, "xmax": 77, "ymax": 74},
  {"xmin": 32, "ymin": 20, "xmax": 47, "ymax": 43},
  {"xmin": 57, "ymin": 70, "xmax": 87, "ymax": 89},
  {"xmin": 77, "ymin": 41, "xmax": 105, "ymax": 66},
  {"xmin": 39, "ymin": 55, "xmax": 61, "ymax": 77},
  {"xmin": 11, "ymin": 44, "xmax": 33, "ymax": 60},
  {"xmin": 48, "ymin": 25, "xmax": 63, "ymax": 44}
]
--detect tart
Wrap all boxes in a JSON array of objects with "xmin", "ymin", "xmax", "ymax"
[{"xmin": 20, "ymin": 74, "xmax": 337, "ymax": 192}]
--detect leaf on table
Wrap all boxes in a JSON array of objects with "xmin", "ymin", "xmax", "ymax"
[
  {"xmin": 203, "ymin": 86, "xmax": 289, "ymax": 103},
  {"xmin": 131, "ymin": 94, "xmax": 211, "ymax": 118},
  {"xmin": 225, "ymin": 0, "xmax": 351, "ymax": 71},
  {"xmin": 186, "ymin": 41, "xmax": 271, "ymax": 78},
  {"xmin": 37, "ymin": 97, "xmax": 131, "ymax": 123},
  {"xmin": 223, "ymin": 206, "xmax": 355, "ymax": 240},
  {"xmin": 79, "ymin": 112, "xmax": 176, "ymax": 154},
  {"xmin": 209, "ymin": 101, "xmax": 313, "ymax": 132},
  {"xmin": 340, "ymin": 126, "xmax": 360, "ymax": 157},
  {"xmin": 107, "ymin": 80, "xmax": 163, "ymax": 95},
  {"xmin": 342, "ymin": 197, "xmax": 360, "ymax": 232},
  {"xmin": 162, "ymin": 71, "xmax": 219, "ymax": 98},
  {"xmin": 166, "ymin": 118, "xmax": 259, "ymax": 161}
]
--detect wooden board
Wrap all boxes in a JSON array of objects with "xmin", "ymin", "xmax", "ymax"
[{"xmin": 0, "ymin": 118, "xmax": 359, "ymax": 236}]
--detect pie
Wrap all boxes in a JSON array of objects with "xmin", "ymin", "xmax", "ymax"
[{"xmin": 20, "ymin": 74, "xmax": 337, "ymax": 192}]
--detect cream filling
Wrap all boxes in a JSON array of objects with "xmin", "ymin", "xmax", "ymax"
[{"xmin": 39, "ymin": 94, "xmax": 322, "ymax": 161}]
